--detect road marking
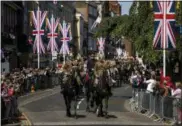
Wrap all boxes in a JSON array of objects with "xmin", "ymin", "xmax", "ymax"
[
  {"xmin": 19, "ymin": 86, "xmax": 60, "ymax": 98},
  {"xmin": 77, "ymin": 98, "xmax": 85, "ymax": 109},
  {"xmin": 34, "ymin": 121, "xmax": 161, "ymax": 125},
  {"xmin": 124, "ymin": 86, "xmax": 130, "ymax": 90},
  {"xmin": 22, "ymin": 113, "xmax": 32, "ymax": 126},
  {"xmin": 19, "ymin": 90, "xmax": 60, "ymax": 106}
]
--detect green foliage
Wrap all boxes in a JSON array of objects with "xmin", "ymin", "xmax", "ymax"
[{"xmin": 95, "ymin": 1, "xmax": 182, "ymax": 64}]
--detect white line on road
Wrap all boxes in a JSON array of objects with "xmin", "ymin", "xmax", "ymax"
[
  {"xmin": 124, "ymin": 86, "xmax": 130, "ymax": 90},
  {"xmin": 77, "ymin": 98, "xmax": 85, "ymax": 110},
  {"xmin": 19, "ymin": 90, "xmax": 60, "ymax": 106},
  {"xmin": 34, "ymin": 121, "xmax": 161, "ymax": 125}
]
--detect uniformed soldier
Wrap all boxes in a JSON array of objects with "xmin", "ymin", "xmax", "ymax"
[{"xmin": 60, "ymin": 63, "xmax": 73, "ymax": 117}]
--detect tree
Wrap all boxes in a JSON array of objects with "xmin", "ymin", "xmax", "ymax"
[{"xmin": 95, "ymin": 1, "xmax": 182, "ymax": 64}]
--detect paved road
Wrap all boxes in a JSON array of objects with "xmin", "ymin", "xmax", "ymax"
[{"xmin": 19, "ymin": 84, "xmax": 161, "ymax": 125}]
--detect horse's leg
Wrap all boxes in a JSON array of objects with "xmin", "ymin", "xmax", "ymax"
[
  {"xmin": 104, "ymin": 96, "xmax": 109, "ymax": 118},
  {"xmin": 86, "ymin": 88, "xmax": 90, "ymax": 112},
  {"xmin": 90, "ymin": 89, "xmax": 95, "ymax": 108},
  {"xmin": 96, "ymin": 94, "xmax": 104, "ymax": 117},
  {"xmin": 63, "ymin": 93, "xmax": 71, "ymax": 117},
  {"xmin": 74, "ymin": 91, "xmax": 78, "ymax": 119},
  {"xmin": 95, "ymin": 92, "xmax": 100, "ymax": 114},
  {"xmin": 99, "ymin": 98, "xmax": 104, "ymax": 117}
]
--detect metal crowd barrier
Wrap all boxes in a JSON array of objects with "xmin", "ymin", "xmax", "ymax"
[
  {"xmin": 18, "ymin": 73, "xmax": 62, "ymax": 95},
  {"xmin": 131, "ymin": 89, "xmax": 182, "ymax": 124}
]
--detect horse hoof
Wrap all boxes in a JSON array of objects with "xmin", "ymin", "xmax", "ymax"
[{"xmin": 96, "ymin": 108, "xmax": 99, "ymax": 115}]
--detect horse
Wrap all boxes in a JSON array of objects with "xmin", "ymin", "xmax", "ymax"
[
  {"xmin": 60, "ymin": 68, "xmax": 83, "ymax": 118},
  {"xmin": 93, "ymin": 69, "xmax": 112, "ymax": 118},
  {"xmin": 84, "ymin": 69, "xmax": 97, "ymax": 112}
]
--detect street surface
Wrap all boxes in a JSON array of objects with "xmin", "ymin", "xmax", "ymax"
[{"xmin": 18, "ymin": 84, "xmax": 161, "ymax": 125}]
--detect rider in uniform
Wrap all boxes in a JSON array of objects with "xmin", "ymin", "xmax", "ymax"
[{"xmin": 60, "ymin": 63, "xmax": 73, "ymax": 117}]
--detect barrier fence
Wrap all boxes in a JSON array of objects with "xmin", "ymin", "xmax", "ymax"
[{"xmin": 131, "ymin": 89, "xmax": 182, "ymax": 124}]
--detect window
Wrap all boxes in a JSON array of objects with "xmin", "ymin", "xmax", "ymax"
[
  {"xmin": 88, "ymin": 18, "xmax": 92, "ymax": 29},
  {"xmin": 93, "ymin": 8, "xmax": 97, "ymax": 17},
  {"xmin": 89, "ymin": 6, "xmax": 92, "ymax": 15}
]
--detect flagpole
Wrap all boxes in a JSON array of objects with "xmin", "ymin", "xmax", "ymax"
[
  {"xmin": 63, "ymin": 20, "xmax": 65, "ymax": 64},
  {"xmin": 163, "ymin": 1, "xmax": 166, "ymax": 77},
  {"xmin": 63, "ymin": 39, "xmax": 65, "ymax": 64},
  {"xmin": 51, "ymin": 13, "xmax": 54, "ymax": 61},
  {"xmin": 37, "ymin": 5, "xmax": 40, "ymax": 69}
]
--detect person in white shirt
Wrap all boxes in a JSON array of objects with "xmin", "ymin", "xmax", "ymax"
[
  {"xmin": 144, "ymin": 75, "xmax": 157, "ymax": 93},
  {"xmin": 130, "ymin": 71, "xmax": 140, "ymax": 100},
  {"xmin": 172, "ymin": 82, "xmax": 182, "ymax": 125}
]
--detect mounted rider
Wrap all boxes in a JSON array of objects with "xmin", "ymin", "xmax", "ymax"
[{"xmin": 60, "ymin": 62, "xmax": 73, "ymax": 117}]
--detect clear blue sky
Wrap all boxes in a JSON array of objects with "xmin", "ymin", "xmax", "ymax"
[{"xmin": 119, "ymin": 1, "xmax": 133, "ymax": 15}]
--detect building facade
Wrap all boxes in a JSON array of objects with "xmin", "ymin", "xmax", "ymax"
[
  {"xmin": 103, "ymin": 1, "xmax": 121, "ymax": 17},
  {"xmin": 75, "ymin": 1, "xmax": 98, "ymax": 54},
  {"xmin": 75, "ymin": 12, "xmax": 84, "ymax": 55},
  {"xmin": 1, "ymin": 1, "xmax": 76, "ymax": 69},
  {"xmin": 1, "ymin": 1, "xmax": 24, "ymax": 70},
  {"xmin": 88, "ymin": 2, "xmax": 98, "ymax": 51}
]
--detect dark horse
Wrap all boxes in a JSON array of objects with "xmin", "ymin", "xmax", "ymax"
[
  {"xmin": 84, "ymin": 69, "xmax": 96, "ymax": 112},
  {"xmin": 60, "ymin": 68, "xmax": 82, "ymax": 118},
  {"xmin": 94, "ymin": 70, "xmax": 111, "ymax": 118}
]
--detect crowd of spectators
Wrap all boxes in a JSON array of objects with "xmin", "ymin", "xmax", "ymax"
[
  {"xmin": 1, "ymin": 67, "xmax": 61, "ymax": 124},
  {"xmin": 130, "ymin": 65, "xmax": 182, "ymax": 125}
]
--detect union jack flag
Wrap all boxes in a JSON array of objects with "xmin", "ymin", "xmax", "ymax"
[
  {"xmin": 46, "ymin": 15, "xmax": 60, "ymax": 53},
  {"xmin": 31, "ymin": 9, "xmax": 47, "ymax": 54},
  {"xmin": 59, "ymin": 20, "xmax": 72, "ymax": 55},
  {"xmin": 53, "ymin": 0, "xmax": 57, "ymax": 4},
  {"xmin": 153, "ymin": 1, "xmax": 176, "ymax": 50},
  {"xmin": 97, "ymin": 37, "xmax": 105, "ymax": 54}
]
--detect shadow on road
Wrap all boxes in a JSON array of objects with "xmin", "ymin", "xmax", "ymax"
[
  {"xmin": 112, "ymin": 95, "xmax": 132, "ymax": 99},
  {"xmin": 106, "ymin": 114, "xmax": 118, "ymax": 119},
  {"xmin": 71, "ymin": 114, "xmax": 86, "ymax": 119}
]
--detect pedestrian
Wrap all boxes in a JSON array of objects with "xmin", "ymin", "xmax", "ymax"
[
  {"xmin": 130, "ymin": 71, "xmax": 140, "ymax": 99},
  {"xmin": 144, "ymin": 75, "xmax": 157, "ymax": 94},
  {"xmin": 172, "ymin": 82, "xmax": 182, "ymax": 125},
  {"xmin": 1, "ymin": 82, "xmax": 12, "ymax": 123}
]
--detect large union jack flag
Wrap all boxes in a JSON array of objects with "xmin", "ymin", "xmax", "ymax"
[
  {"xmin": 153, "ymin": 1, "xmax": 176, "ymax": 50},
  {"xmin": 59, "ymin": 20, "xmax": 72, "ymax": 55},
  {"xmin": 46, "ymin": 15, "xmax": 60, "ymax": 53},
  {"xmin": 97, "ymin": 37, "xmax": 105, "ymax": 54},
  {"xmin": 31, "ymin": 9, "xmax": 47, "ymax": 54}
]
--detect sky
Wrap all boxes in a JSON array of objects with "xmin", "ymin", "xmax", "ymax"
[{"xmin": 119, "ymin": 1, "xmax": 133, "ymax": 15}]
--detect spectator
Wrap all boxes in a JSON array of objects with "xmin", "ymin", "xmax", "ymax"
[
  {"xmin": 1, "ymin": 82, "xmax": 12, "ymax": 123},
  {"xmin": 172, "ymin": 82, "xmax": 182, "ymax": 125},
  {"xmin": 130, "ymin": 71, "xmax": 140, "ymax": 99},
  {"xmin": 144, "ymin": 75, "xmax": 157, "ymax": 94}
]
